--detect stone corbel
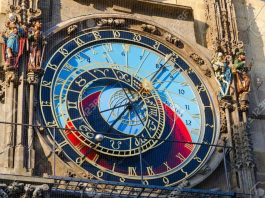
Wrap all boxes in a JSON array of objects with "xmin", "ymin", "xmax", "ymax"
[
  {"xmin": 188, "ymin": 52, "xmax": 213, "ymax": 77},
  {"xmin": 67, "ymin": 25, "xmax": 78, "ymax": 35},
  {"xmin": 5, "ymin": 70, "xmax": 18, "ymax": 86},
  {"xmin": 97, "ymin": 18, "xmax": 126, "ymax": 27},
  {"xmin": 189, "ymin": 53, "xmax": 205, "ymax": 66},
  {"xmin": 27, "ymin": 71, "xmax": 40, "ymax": 85},
  {"xmin": 165, "ymin": 33, "xmax": 184, "ymax": 49},
  {"xmin": 141, "ymin": 24, "xmax": 161, "ymax": 36}
]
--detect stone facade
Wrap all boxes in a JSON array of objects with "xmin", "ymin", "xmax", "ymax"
[{"xmin": 0, "ymin": 0, "xmax": 264, "ymax": 197}]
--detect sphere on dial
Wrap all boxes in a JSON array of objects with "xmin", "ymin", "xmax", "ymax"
[{"xmin": 95, "ymin": 134, "xmax": 104, "ymax": 142}]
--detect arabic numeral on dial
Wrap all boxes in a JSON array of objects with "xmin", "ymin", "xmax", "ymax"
[
  {"xmin": 185, "ymin": 120, "xmax": 192, "ymax": 126},
  {"xmin": 147, "ymin": 120, "xmax": 157, "ymax": 131},
  {"xmin": 97, "ymin": 170, "xmax": 104, "ymax": 178},
  {"xmin": 185, "ymin": 105, "xmax": 190, "ymax": 110},
  {"xmin": 153, "ymin": 41, "xmax": 160, "ymax": 50},
  {"xmin": 179, "ymin": 89, "xmax": 185, "ymax": 95},
  {"xmin": 92, "ymin": 31, "xmax": 101, "ymax": 40},
  {"xmin": 76, "ymin": 156, "xmax": 85, "ymax": 165},
  {"xmin": 113, "ymin": 30, "xmax": 120, "ymax": 38},
  {"xmin": 133, "ymin": 34, "xmax": 141, "ymax": 42}
]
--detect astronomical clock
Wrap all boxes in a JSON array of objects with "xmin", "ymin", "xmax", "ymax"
[{"xmin": 39, "ymin": 15, "xmax": 223, "ymax": 187}]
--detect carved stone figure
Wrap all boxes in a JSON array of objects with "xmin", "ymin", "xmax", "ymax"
[
  {"xmin": 141, "ymin": 24, "xmax": 161, "ymax": 36},
  {"xmin": 67, "ymin": 24, "xmax": 78, "ymax": 35},
  {"xmin": 32, "ymin": 184, "xmax": 49, "ymax": 198},
  {"xmin": 165, "ymin": 33, "xmax": 184, "ymax": 48},
  {"xmin": 24, "ymin": 184, "xmax": 34, "ymax": 198},
  {"xmin": 0, "ymin": 183, "xmax": 49, "ymax": 198},
  {"xmin": 236, "ymin": 72, "xmax": 251, "ymax": 95},
  {"xmin": 97, "ymin": 18, "xmax": 125, "ymax": 27},
  {"xmin": 190, "ymin": 53, "xmax": 205, "ymax": 66},
  {"xmin": 211, "ymin": 52, "xmax": 232, "ymax": 96},
  {"xmin": 232, "ymin": 50, "xmax": 251, "ymax": 96},
  {"xmin": 28, "ymin": 21, "xmax": 43, "ymax": 71},
  {"xmin": 7, "ymin": 182, "xmax": 25, "ymax": 197},
  {"xmin": 0, "ymin": 13, "xmax": 26, "ymax": 70}
]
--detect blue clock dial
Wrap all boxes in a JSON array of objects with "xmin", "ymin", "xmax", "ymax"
[{"xmin": 40, "ymin": 30, "xmax": 216, "ymax": 186}]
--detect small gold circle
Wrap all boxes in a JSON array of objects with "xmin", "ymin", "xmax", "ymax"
[{"xmin": 142, "ymin": 79, "xmax": 153, "ymax": 92}]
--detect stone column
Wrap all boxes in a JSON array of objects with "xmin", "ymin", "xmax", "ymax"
[
  {"xmin": 27, "ymin": 71, "xmax": 40, "ymax": 173},
  {"xmin": 220, "ymin": 97, "xmax": 236, "ymax": 188},
  {"xmin": 221, "ymin": 97, "xmax": 234, "ymax": 147},
  {"xmin": 14, "ymin": 74, "xmax": 27, "ymax": 173},
  {"xmin": 3, "ymin": 70, "xmax": 17, "ymax": 168}
]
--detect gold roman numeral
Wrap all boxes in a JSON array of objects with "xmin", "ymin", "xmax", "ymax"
[
  {"xmin": 128, "ymin": 167, "xmax": 137, "ymax": 176},
  {"xmin": 146, "ymin": 166, "xmax": 155, "ymax": 176},
  {"xmin": 176, "ymin": 153, "xmax": 185, "ymax": 162}
]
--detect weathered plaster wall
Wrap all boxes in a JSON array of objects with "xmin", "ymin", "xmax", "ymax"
[
  {"xmin": 40, "ymin": 0, "xmax": 198, "ymax": 44},
  {"xmin": 234, "ymin": 0, "xmax": 265, "ymax": 183}
]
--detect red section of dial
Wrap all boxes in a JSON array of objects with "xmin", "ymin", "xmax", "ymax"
[
  {"xmin": 64, "ymin": 92, "xmax": 194, "ymax": 175},
  {"xmin": 163, "ymin": 104, "xmax": 193, "ymax": 168}
]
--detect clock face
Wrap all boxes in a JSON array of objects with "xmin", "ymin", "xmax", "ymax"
[{"xmin": 40, "ymin": 30, "xmax": 216, "ymax": 186}]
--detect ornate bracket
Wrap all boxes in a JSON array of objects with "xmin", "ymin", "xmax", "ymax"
[
  {"xmin": 27, "ymin": 70, "xmax": 42, "ymax": 85},
  {"xmin": 96, "ymin": 18, "xmax": 126, "ymax": 27},
  {"xmin": 141, "ymin": 24, "xmax": 161, "ymax": 36}
]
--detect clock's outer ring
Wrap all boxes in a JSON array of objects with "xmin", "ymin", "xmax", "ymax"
[{"xmin": 38, "ymin": 13, "xmax": 225, "ymax": 187}]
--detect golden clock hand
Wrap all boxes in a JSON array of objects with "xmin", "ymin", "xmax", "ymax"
[{"xmin": 100, "ymin": 103, "xmax": 129, "ymax": 114}]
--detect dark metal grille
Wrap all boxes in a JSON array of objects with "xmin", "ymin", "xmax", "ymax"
[{"xmin": 49, "ymin": 176, "xmax": 236, "ymax": 198}]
